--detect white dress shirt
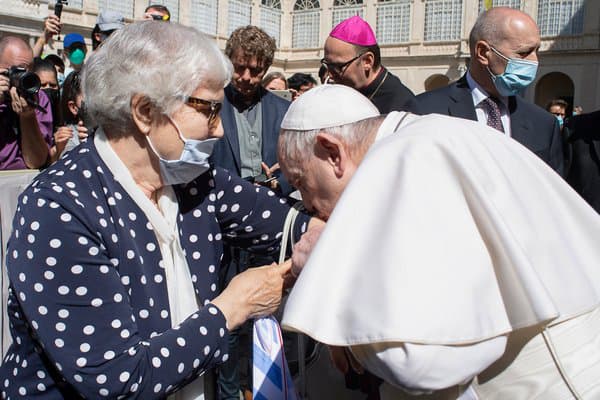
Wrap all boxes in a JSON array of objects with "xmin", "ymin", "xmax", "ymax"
[{"xmin": 466, "ymin": 72, "xmax": 511, "ymax": 136}]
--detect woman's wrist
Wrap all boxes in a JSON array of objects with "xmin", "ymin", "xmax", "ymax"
[{"xmin": 211, "ymin": 292, "xmax": 248, "ymax": 330}]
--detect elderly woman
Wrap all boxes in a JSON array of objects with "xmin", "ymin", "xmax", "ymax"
[{"xmin": 1, "ymin": 22, "xmax": 316, "ymax": 399}]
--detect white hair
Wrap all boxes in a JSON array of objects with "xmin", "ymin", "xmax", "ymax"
[
  {"xmin": 278, "ymin": 116, "xmax": 385, "ymax": 180},
  {"xmin": 82, "ymin": 21, "xmax": 232, "ymax": 135}
]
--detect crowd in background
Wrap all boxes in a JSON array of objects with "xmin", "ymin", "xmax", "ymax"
[{"xmin": 1, "ymin": 4, "xmax": 599, "ymax": 400}]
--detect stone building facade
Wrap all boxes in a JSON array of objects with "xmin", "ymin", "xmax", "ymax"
[{"xmin": 1, "ymin": 0, "xmax": 598, "ymax": 111}]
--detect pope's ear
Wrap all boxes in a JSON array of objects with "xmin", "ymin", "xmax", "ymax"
[
  {"xmin": 315, "ymin": 132, "xmax": 348, "ymax": 177},
  {"xmin": 130, "ymin": 94, "xmax": 155, "ymax": 134}
]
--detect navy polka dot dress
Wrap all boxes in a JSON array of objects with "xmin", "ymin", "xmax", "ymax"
[{"xmin": 0, "ymin": 140, "xmax": 309, "ymax": 399}]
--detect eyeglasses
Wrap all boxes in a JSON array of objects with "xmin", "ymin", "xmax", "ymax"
[
  {"xmin": 186, "ymin": 97, "xmax": 222, "ymax": 125},
  {"xmin": 320, "ymin": 52, "xmax": 366, "ymax": 75}
]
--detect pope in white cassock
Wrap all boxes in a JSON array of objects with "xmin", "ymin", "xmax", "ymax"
[{"xmin": 278, "ymin": 85, "xmax": 600, "ymax": 399}]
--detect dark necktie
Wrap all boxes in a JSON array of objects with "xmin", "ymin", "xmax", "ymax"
[{"xmin": 482, "ymin": 97, "xmax": 505, "ymax": 133}]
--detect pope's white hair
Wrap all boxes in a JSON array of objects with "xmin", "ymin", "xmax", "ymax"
[
  {"xmin": 82, "ymin": 21, "xmax": 232, "ymax": 135},
  {"xmin": 278, "ymin": 116, "xmax": 385, "ymax": 181}
]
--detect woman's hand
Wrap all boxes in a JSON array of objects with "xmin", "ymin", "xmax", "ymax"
[
  {"xmin": 76, "ymin": 121, "xmax": 89, "ymax": 141},
  {"xmin": 212, "ymin": 260, "xmax": 291, "ymax": 330},
  {"xmin": 43, "ymin": 14, "xmax": 62, "ymax": 41},
  {"xmin": 53, "ymin": 126, "xmax": 73, "ymax": 155}
]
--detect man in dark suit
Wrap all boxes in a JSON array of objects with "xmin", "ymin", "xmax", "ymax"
[
  {"xmin": 566, "ymin": 110, "xmax": 600, "ymax": 213},
  {"xmin": 211, "ymin": 25, "xmax": 292, "ymax": 195},
  {"xmin": 407, "ymin": 7, "xmax": 563, "ymax": 175},
  {"xmin": 210, "ymin": 25, "xmax": 291, "ymax": 400}
]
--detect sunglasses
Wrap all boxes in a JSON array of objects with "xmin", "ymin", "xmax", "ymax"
[
  {"xmin": 320, "ymin": 52, "xmax": 367, "ymax": 75},
  {"xmin": 186, "ymin": 97, "xmax": 222, "ymax": 125}
]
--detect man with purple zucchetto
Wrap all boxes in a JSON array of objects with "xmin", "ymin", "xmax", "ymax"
[
  {"xmin": 0, "ymin": 36, "xmax": 53, "ymax": 170},
  {"xmin": 321, "ymin": 16, "xmax": 415, "ymax": 114}
]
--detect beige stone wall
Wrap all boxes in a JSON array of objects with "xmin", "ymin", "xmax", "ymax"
[{"xmin": 2, "ymin": 0, "xmax": 599, "ymax": 110}]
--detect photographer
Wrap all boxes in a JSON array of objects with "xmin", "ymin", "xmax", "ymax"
[{"xmin": 0, "ymin": 36, "xmax": 53, "ymax": 170}]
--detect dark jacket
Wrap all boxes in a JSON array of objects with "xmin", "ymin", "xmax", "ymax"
[
  {"xmin": 211, "ymin": 85, "xmax": 292, "ymax": 195},
  {"xmin": 565, "ymin": 110, "xmax": 600, "ymax": 212},
  {"xmin": 407, "ymin": 75, "xmax": 564, "ymax": 176}
]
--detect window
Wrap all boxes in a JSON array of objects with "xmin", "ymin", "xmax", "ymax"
[
  {"xmin": 424, "ymin": 0, "xmax": 462, "ymax": 42},
  {"xmin": 377, "ymin": 0, "xmax": 411, "ymax": 44},
  {"xmin": 190, "ymin": 0, "xmax": 218, "ymax": 35},
  {"xmin": 537, "ymin": 0, "xmax": 584, "ymax": 36},
  {"xmin": 332, "ymin": 0, "xmax": 363, "ymax": 28},
  {"xmin": 147, "ymin": 0, "xmax": 180, "ymax": 22},
  {"xmin": 292, "ymin": 0, "xmax": 320, "ymax": 49},
  {"xmin": 478, "ymin": 0, "xmax": 521, "ymax": 12},
  {"xmin": 67, "ymin": 0, "xmax": 84, "ymax": 8},
  {"xmin": 228, "ymin": 0, "xmax": 252, "ymax": 36},
  {"xmin": 98, "ymin": 0, "xmax": 134, "ymax": 19},
  {"xmin": 260, "ymin": 0, "xmax": 282, "ymax": 45}
]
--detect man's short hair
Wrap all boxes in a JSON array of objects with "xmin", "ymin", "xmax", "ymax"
[
  {"xmin": 225, "ymin": 26, "xmax": 276, "ymax": 70},
  {"xmin": 33, "ymin": 57, "xmax": 57, "ymax": 76},
  {"xmin": 546, "ymin": 98, "xmax": 568, "ymax": 111},
  {"xmin": 469, "ymin": 10, "xmax": 502, "ymax": 56},
  {"xmin": 287, "ymin": 73, "xmax": 317, "ymax": 91},
  {"xmin": 145, "ymin": 4, "xmax": 171, "ymax": 20},
  {"xmin": 44, "ymin": 54, "xmax": 65, "ymax": 72}
]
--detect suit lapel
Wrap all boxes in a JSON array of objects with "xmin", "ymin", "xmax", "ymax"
[
  {"xmin": 507, "ymin": 96, "xmax": 531, "ymax": 144},
  {"xmin": 447, "ymin": 76, "xmax": 478, "ymax": 121},
  {"xmin": 222, "ymin": 86, "xmax": 242, "ymax": 169}
]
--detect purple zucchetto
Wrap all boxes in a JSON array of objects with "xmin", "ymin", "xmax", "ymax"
[{"xmin": 329, "ymin": 16, "xmax": 377, "ymax": 46}]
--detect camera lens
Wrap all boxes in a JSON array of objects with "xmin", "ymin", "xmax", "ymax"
[
  {"xmin": 8, "ymin": 67, "xmax": 41, "ymax": 97},
  {"xmin": 19, "ymin": 72, "xmax": 41, "ymax": 96}
]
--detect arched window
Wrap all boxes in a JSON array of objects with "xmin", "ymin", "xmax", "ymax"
[
  {"xmin": 423, "ymin": 0, "xmax": 462, "ymax": 42},
  {"xmin": 292, "ymin": 0, "xmax": 320, "ymax": 49},
  {"xmin": 98, "ymin": 0, "xmax": 134, "ymax": 19},
  {"xmin": 377, "ymin": 0, "xmax": 411, "ymax": 44},
  {"xmin": 228, "ymin": 0, "xmax": 252, "ymax": 36},
  {"xmin": 478, "ymin": 0, "xmax": 521, "ymax": 12},
  {"xmin": 537, "ymin": 0, "xmax": 584, "ymax": 36},
  {"xmin": 260, "ymin": 0, "xmax": 282, "ymax": 45},
  {"xmin": 332, "ymin": 0, "xmax": 363, "ymax": 28},
  {"xmin": 190, "ymin": 0, "xmax": 218, "ymax": 36},
  {"xmin": 148, "ymin": 0, "xmax": 180, "ymax": 22}
]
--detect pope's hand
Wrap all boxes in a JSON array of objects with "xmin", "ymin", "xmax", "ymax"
[{"xmin": 291, "ymin": 223, "xmax": 324, "ymax": 278}]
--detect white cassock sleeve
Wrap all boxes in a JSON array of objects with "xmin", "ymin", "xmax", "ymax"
[{"xmin": 349, "ymin": 335, "xmax": 507, "ymax": 393}]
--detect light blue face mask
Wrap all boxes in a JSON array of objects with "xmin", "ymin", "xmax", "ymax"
[
  {"xmin": 146, "ymin": 116, "xmax": 218, "ymax": 185},
  {"xmin": 487, "ymin": 46, "xmax": 538, "ymax": 97},
  {"xmin": 555, "ymin": 115, "xmax": 564, "ymax": 127},
  {"xmin": 57, "ymin": 72, "xmax": 65, "ymax": 88}
]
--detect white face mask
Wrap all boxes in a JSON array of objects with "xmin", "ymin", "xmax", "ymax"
[{"xmin": 145, "ymin": 116, "xmax": 218, "ymax": 185}]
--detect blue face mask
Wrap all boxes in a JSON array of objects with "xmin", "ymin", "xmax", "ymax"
[
  {"xmin": 146, "ymin": 116, "xmax": 218, "ymax": 185},
  {"xmin": 57, "ymin": 72, "xmax": 65, "ymax": 88},
  {"xmin": 555, "ymin": 115, "xmax": 564, "ymax": 127},
  {"xmin": 487, "ymin": 46, "xmax": 538, "ymax": 97}
]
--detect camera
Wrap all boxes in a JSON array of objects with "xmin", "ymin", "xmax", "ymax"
[
  {"xmin": 1, "ymin": 66, "xmax": 41, "ymax": 100},
  {"xmin": 55, "ymin": 0, "xmax": 67, "ymax": 19}
]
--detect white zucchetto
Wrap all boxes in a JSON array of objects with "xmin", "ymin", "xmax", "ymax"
[{"xmin": 280, "ymin": 84, "xmax": 380, "ymax": 130}]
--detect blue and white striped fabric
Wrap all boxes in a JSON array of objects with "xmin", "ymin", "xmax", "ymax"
[{"xmin": 253, "ymin": 316, "xmax": 297, "ymax": 400}]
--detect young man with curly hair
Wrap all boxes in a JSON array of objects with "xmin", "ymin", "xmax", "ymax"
[{"xmin": 210, "ymin": 25, "xmax": 292, "ymax": 400}]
